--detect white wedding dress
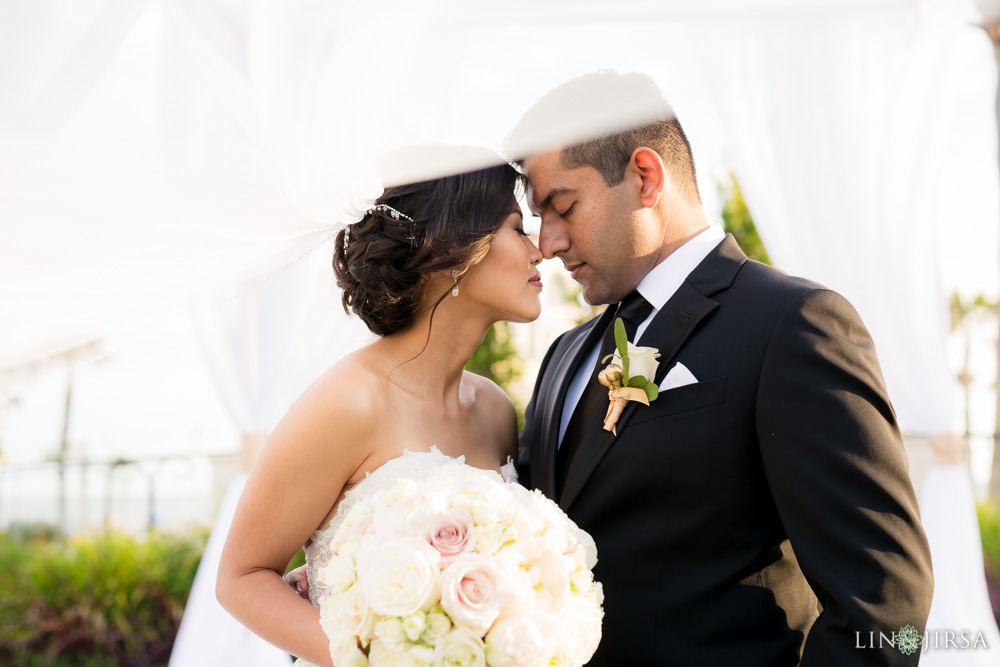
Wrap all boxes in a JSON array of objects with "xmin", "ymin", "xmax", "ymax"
[{"xmin": 295, "ymin": 448, "xmax": 517, "ymax": 667}]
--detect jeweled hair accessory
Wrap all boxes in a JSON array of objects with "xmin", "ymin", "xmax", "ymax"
[
  {"xmin": 343, "ymin": 203, "xmax": 416, "ymax": 250},
  {"xmin": 368, "ymin": 203, "xmax": 413, "ymax": 222}
]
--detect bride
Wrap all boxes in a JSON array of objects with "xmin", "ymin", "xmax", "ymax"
[{"xmin": 216, "ymin": 158, "xmax": 543, "ymax": 666}]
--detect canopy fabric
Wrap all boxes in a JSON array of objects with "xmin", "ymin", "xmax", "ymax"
[{"xmin": 5, "ymin": 0, "xmax": 997, "ymax": 659}]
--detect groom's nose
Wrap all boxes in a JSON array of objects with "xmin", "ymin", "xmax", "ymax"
[{"xmin": 537, "ymin": 216, "xmax": 569, "ymax": 260}]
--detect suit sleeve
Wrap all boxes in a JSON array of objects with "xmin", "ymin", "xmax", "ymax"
[
  {"xmin": 517, "ymin": 332, "xmax": 565, "ymax": 489},
  {"xmin": 756, "ymin": 288, "xmax": 933, "ymax": 666}
]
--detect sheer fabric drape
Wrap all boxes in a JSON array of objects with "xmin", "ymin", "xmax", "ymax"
[{"xmin": 2, "ymin": 0, "xmax": 995, "ymax": 660}]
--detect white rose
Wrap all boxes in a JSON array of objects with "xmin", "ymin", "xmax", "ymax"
[
  {"xmin": 484, "ymin": 616, "xmax": 548, "ymax": 667},
  {"xmin": 439, "ymin": 555, "xmax": 505, "ymax": 636},
  {"xmin": 327, "ymin": 628, "xmax": 369, "ymax": 667},
  {"xmin": 369, "ymin": 639, "xmax": 435, "ymax": 667},
  {"xmin": 402, "ymin": 610, "xmax": 427, "ymax": 642},
  {"xmin": 338, "ymin": 586, "xmax": 377, "ymax": 646},
  {"xmin": 339, "ymin": 535, "xmax": 363, "ymax": 560},
  {"xmin": 449, "ymin": 489, "xmax": 488, "ymax": 516},
  {"xmin": 405, "ymin": 644, "xmax": 435, "ymax": 667},
  {"xmin": 527, "ymin": 548, "xmax": 570, "ymax": 615},
  {"xmin": 569, "ymin": 567, "xmax": 594, "ymax": 595},
  {"xmin": 492, "ymin": 547, "xmax": 539, "ymax": 618},
  {"xmin": 342, "ymin": 499, "xmax": 374, "ymax": 532},
  {"xmin": 590, "ymin": 580, "xmax": 605, "ymax": 607},
  {"xmin": 574, "ymin": 529, "xmax": 598, "ymax": 570},
  {"xmin": 557, "ymin": 597, "xmax": 603, "ymax": 666},
  {"xmin": 374, "ymin": 489, "xmax": 442, "ymax": 540},
  {"xmin": 471, "ymin": 501, "xmax": 499, "ymax": 526},
  {"xmin": 358, "ymin": 538, "xmax": 441, "ymax": 617},
  {"xmin": 473, "ymin": 523, "xmax": 506, "ymax": 555},
  {"xmin": 365, "ymin": 638, "xmax": 408, "ymax": 667},
  {"xmin": 510, "ymin": 506, "xmax": 543, "ymax": 540},
  {"xmin": 433, "ymin": 627, "xmax": 487, "ymax": 667},
  {"xmin": 613, "ymin": 341, "xmax": 660, "ymax": 382},
  {"xmin": 348, "ymin": 513, "xmax": 374, "ymax": 539},
  {"xmin": 373, "ymin": 618, "xmax": 407, "ymax": 651},
  {"xmin": 318, "ymin": 553, "xmax": 356, "ymax": 593},
  {"xmin": 385, "ymin": 478, "xmax": 418, "ymax": 503},
  {"xmin": 534, "ymin": 496, "xmax": 576, "ymax": 542},
  {"xmin": 318, "ymin": 595, "xmax": 346, "ymax": 644},
  {"xmin": 421, "ymin": 608, "xmax": 452, "ymax": 645}
]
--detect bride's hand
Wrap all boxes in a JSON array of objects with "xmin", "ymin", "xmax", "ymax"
[{"xmin": 284, "ymin": 565, "xmax": 309, "ymax": 600}]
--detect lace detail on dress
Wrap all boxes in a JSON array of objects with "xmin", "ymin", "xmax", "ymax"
[{"xmin": 500, "ymin": 456, "xmax": 518, "ymax": 484}]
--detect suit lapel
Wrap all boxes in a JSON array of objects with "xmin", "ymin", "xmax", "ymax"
[
  {"xmin": 558, "ymin": 235, "xmax": 747, "ymax": 510},
  {"xmin": 532, "ymin": 305, "xmax": 614, "ymax": 499}
]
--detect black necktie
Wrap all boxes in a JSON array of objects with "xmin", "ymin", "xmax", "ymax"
[{"xmin": 558, "ymin": 290, "xmax": 654, "ymax": 493}]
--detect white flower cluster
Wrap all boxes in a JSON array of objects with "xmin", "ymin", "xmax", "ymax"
[{"xmin": 316, "ymin": 462, "xmax": 603, "ymax": 667}]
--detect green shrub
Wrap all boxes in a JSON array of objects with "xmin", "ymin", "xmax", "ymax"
[
  {"xmin": 980, "ymin": 502, "xmax": 1000, "ymax": 579},
  {"xmin": 0, "ymin": 528, "xmax": 207, "ymax": 666},
  {"xmin": 4, "ymin": 522, "xmax": 66, "ymax": 543}
]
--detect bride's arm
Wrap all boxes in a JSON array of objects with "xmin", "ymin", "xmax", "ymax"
[{"xmin": 216, "ymin": 367, "xmax": 378, "ymax": 666}]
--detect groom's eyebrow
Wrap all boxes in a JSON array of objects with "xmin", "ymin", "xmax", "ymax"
[{"xmin": 534, "ymin": 187, "xmax": 574, "ymax": 213}]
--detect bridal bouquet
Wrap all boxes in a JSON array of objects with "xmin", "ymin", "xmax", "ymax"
[{"xmin": 315, "ymin": 461, "xmax": 603, "ymax": 667}]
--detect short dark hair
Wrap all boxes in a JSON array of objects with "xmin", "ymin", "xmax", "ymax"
[
  {"xmin": 333, "ymin": 162, "xmax": 521, "ymax": 336},
  {"xmin": 506, "ymin": 70, "xmax": 700, "ymax": 205}
]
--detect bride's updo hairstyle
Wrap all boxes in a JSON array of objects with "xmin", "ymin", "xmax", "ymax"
[{"xmin": 333, "ymin": 161, "xmax": 521, "ymax": 336}]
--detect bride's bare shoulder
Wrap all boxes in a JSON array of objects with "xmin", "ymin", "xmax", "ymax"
[
  {"xmin": 268, "ymin": 345, "xmax": 389, "ymax": 454},
  {"xmin": 463, "ymin": 371, "xmax": 517, "ymax": 450},
  {"xmin": 463, "ymin": 371, "xmax": 514, "ymax": 411},
  {"xmin": 295, "ymin": 346, "xmax": 388, "ymax": 416}
]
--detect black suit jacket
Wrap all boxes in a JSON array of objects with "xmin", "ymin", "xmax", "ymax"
[{"xmin": 519, "ymin": 236, "xmax": 933, "ymax": 666}]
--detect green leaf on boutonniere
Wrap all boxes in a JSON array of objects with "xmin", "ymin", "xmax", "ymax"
[
  {"xmin": 626, "ymin": 376, "xmax": 647, "ymax": 389},
  {"xmin": 614, "ymin": 318, "xmax": 629, "ymax": 379},
  {"xmin": 643, "ymin": 383, "xmax": 659, "ymax": 402}
]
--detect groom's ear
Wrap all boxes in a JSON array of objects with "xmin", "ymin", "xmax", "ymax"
[{"xmin": 629, "ymin": 147, "xmax": 666, "ymax": 209}]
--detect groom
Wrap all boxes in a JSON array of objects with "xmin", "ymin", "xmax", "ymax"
[{"xmin": 511, "ymin": 72, "xmax": 933, "ymax": 665}]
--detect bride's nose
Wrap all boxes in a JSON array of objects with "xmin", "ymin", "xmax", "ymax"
[{"xmin": 528, "ymin": 238, "xmax": 543, "ymax": 265}]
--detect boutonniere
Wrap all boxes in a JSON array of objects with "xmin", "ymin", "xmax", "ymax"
[{"xmin": 598, "ymin": 318, "xmax": 660, "ymax": 435}]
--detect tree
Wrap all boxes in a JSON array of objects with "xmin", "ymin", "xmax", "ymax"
[
  {"xmin": 719, "ymin": 173, "xmax": 771, "ymax": 266},
  {"xmin": 466, "ymin": 323, "xmax": 524, "ymax": 428},
  {"xmin": 950, "ymin": 292, "xmax": 996, "ymax": 441}
]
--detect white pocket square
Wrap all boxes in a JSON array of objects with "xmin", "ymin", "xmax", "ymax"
[{"xmin": 659, "ymin": 362, "xmax": 698, "ymax": 391}]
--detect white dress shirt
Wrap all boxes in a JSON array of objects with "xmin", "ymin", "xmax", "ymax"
[{"xmin": 558, "ymin": 225, "xmax": 726, "ymax": 447}]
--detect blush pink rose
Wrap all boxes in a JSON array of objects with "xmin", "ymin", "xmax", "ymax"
[
  {"xmin": 425, "ymin": 508, "xmax": 475, "ymax": 564},
  {"xmin": 440, "ymin": 555, "xmax": 505, "ymax": 636}
]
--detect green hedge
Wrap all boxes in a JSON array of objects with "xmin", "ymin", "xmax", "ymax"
[
  {"xmin": 979, "ymin": 502, "xmax": 1000, "ymax": 628},
  {"xmin": 0, "ymin": 526, "xmax": 207, "ymax": 667},
  {"xmin": 980, "ymin": 503, "xmax": 1000, "ymax": 580}
]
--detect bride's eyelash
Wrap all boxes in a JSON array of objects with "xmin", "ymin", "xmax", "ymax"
[{"xmin": 515, "ymin": 227, "xmax": 529, "ymax": 237}]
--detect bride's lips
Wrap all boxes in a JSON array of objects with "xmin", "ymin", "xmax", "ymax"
[{"xmin": 529, "ymin": 273, "xmax": 543, "ymax": 290}]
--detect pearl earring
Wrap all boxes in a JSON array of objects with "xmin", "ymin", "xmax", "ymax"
[{"xmin": 451, "ymin": 270, "xmax": 459, "ymax": 297}]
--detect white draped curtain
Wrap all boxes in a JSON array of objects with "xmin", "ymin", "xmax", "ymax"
[
  {"xmin": 682, "ymin": 3, "xmax": 1000, "ymax": 657},
  {"xmin": 2, "ymin": 0, "xmax": 996, "ymax": 660},
  {"xmin": 1, "ymin": 0, "xmax": 968, "ymax": 432},
  {"xmin": 689, "ymin": 2, "xmax": 957, "ymax": 434},
  {"xmin": 171, "ymin": 240, "xmax": 373, "ymax": 667}
]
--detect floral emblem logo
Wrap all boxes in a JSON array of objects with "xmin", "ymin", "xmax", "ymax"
[{"xmin": 896, "ymin": 625, "xmax": 923, "ymax": 655}]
